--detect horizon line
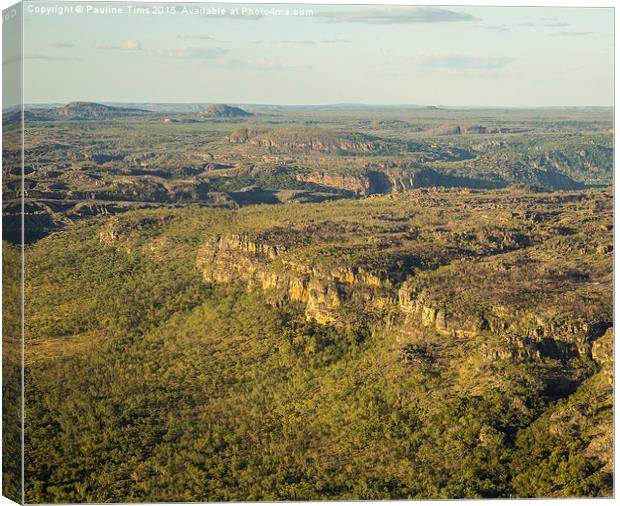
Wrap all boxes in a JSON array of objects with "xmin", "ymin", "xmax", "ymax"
[{"xmin": 15, "ymin": 101, "xmax": 616, "ymax": 109}]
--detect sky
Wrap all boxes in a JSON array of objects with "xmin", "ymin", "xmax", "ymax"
[{"xmin": 4, "ymin": 2, "xmax": 615, "ymax": 107}]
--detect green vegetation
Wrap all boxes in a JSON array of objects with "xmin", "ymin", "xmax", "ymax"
[
  {"xmin": 20, "ymin": 187, "xmax": 612, "ymax": 502},
  {"xmin": 2, "ymin": 242, "xmax": 22, "ymax": 503}
]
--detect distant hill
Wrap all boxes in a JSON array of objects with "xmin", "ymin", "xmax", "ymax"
[
  {"xmin": 4, "ymin": 102, "xmax": 149, "ymax": 122},
  {"xmin": 201, "ymin": 104, "xmax": 253, "ymax": 118},
  {"xmin": 2, "ymin": 108, "xmax": 48, "ymax": 124},
  {"xmin": 51, "ymin": 101, "xmax": 148, "ymax": 120}
]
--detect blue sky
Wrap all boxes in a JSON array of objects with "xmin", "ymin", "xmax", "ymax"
[{"xmin": 14, "ymin": 2, "xmax": 615, "ymax": 106}]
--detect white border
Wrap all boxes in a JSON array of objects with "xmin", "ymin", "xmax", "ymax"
[{"xmin": 0, "ymin": 1, "xmax": 616, "ymax": 505}]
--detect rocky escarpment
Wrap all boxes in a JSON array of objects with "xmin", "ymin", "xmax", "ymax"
[
  {"xmin": 505, "ymin": 165, "xmax": 584, "ymax": 191},
  {"xmin": 295, "ymin": 172, "xmax": 379, "ymax": 195},
  {"xmin": 296, "ymin": 168, "xmax": 504, "ymax": 195},
  {"xmin": 197, "ymin": 234, "xmax": 395, "ymax": 325},
  {"xmin": 397, "ymin": 284, "xmax": 610, "ymax": 360},
  {"xmin": 432, "ymin": 124, "xmax": 530, "ymax": 136},
  {"xmin": 592, "ymin": 327, "xmax": 613, "ymax": 386},
  {"xmin": 5, "ymin": 102, "xmax": 149, "ymax": 122},
  {"xmin": 196, "ymin": 232, "xmax": 610, "ymax": 361},
  {"xmin": 228, "ymin": 128, "xmax": 388, "ymax": 154}
]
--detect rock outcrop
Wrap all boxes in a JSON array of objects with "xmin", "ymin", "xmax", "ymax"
[
  {"xmin": 296, "ymin": 168, "xmax": 505, "ymax": 195},
  {"xmin": 197, "ymin": 233, "xmax": 394, "ymax": 324},
  {"xmin": 196, "ymin": 232, "xmax": 610, "ymax": 361},
  {"xmin": 228, "ymin": 128, "xmax": 387, "ymax": 154},
  {"xmin": 432, "ymin": 124, "xmax": 529, "ymax": 136},
  {"xmin": 296, "ymin": 173, "xmax": 376, "ymax": 195}
]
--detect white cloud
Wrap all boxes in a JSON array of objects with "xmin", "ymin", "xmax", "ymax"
[
  {"xmin": 250, "ymin": 39, "xmax": 352, "ymax": 45},
  {"xmin": 476, "ymin": 24, "xmax": 510, "ymax": 33},
  {"xmin": 251, "ymin": 40, "xmax": 316, "ymax": 45},
  {"xmin": 316, "ymin": 6, "xmax": 479, "ymax": 24},
  {"xmin": 178, "ymin": 35, "xmax": 213, "ymax": 40},
  {"xmin": 213, "ymin": 58, "xmax": 312, "ymax": 72},
  {"xmin": 551, "ymin": 31, "xmax": 594, "ymax": 37},
  {"xmin": 517, "ymin": 19, "xmax": 570, "ymax": 28},
  {"xmin": 24, "ymin": 53, "xmax": 81, "ymax": 61},
  {"xmin": 320, "ymin": 39, "xmax": 352, "ymax": 44},
  {"xmin": 542, "ymin": 17, "xmax": 569, "ymax": 27},
  {"xmin": 96, "ymin": 39, "xmax": 142, "ymax": 51},
  {"xmin": 150, "ymin": 46, "xmax": 228, "ymax": 59}
]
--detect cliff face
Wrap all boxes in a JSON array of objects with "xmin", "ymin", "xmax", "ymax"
[
  {"xmin": 196, "ymin": 232, "xmax": 610, "ymax": 361},
  {"xmin": 295, "ymin": 173, "xmax": 377, "ymax": 195},
  {"xmin": 397, "ymin": 282, "xmax": 609, "ymax": 359},
  {"xmin": 197, "ymin": 234, "xmax": 394, "ymax": 325},
  {"xmin": 297, "ymin": 170, "xmax": 418, "ymax": 195},
  {"xmin": 296, "ymin": 168, "xmax": 504, "ymax": 195},
  {"xmin": 432, "ymin": 124, "xmax": 529, "ymax": 136}
]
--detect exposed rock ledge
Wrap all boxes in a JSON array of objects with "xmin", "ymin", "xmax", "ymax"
[
  {"xmin": 196, "ymin": 233, "xmax": 610, "ymax": 360},
  {"xmin": 197, "ymin": 234, "xmax": 394, "ymax": 325}
]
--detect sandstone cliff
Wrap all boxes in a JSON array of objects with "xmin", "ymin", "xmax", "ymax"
[
  {"xmin": 195, "ymin": 230, "xmax": 611, "ymax": 362},
  {"xmin": 197, "ymin": 233, "xmax": 395, "ymax": 325},
  {"xmin": 296, "ymin": 168, "xmax": 504, "ymax": 195}
]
